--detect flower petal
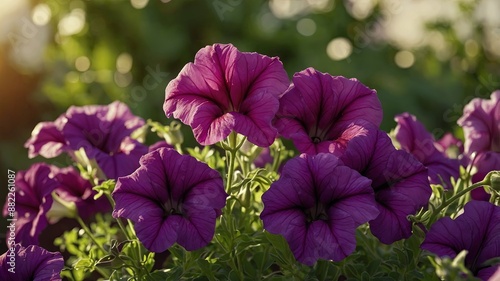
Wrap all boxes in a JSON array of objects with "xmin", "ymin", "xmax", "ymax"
[{"xmin": 421, "ymin": 201, "xmax": 500, "ymax": 278}]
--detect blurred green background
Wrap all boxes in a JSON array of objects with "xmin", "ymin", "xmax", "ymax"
[{"xmin": 0, "ymin": 0, "xmax": 499, "ymax": 220}]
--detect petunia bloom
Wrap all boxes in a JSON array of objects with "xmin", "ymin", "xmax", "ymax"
[
  {"xmin": 25, "ymin": 101, "xmax": 148, "ymax": 179},
  {"xmin": 2, "ymin": 163, "xmax": 58, "ymax": 246},
  {"xmin": 394, "ymin": 113, "xmax": 459, "ymax": 189},
  {"xmin": 164, "ymin": 43, "xmax": 290, "ymax": 147},
  {"xmin": 421, "ymin": 201, "xmax": 500, "ymax": 280},
  {"xmin": 112, "ymin": 147, "xmax": 227, "ymax": 252},
  {"xmin": 458, "ymin": 91, "xmax": 500, "ymax": 155},
  {"xmin": 50, "ymin": 166, "xmax": 109, "ymax": 221},
  {"xmin": 274, "ymin": 67, "xmax": 382, "ymax": 155},
  {"xmin": 457, "ymin": 91, "xmax": 500, "ymax": 199},
  {"xmin": 338, "ymin": 122, "xmax": 430, "ymax": 244},
  {"xmin": 260, "ymin": 153, "xmax": 379, "ymax": 265},
  {"xmin": 0, "ymin": 244, "xmax": 64, "ymax": 281}
]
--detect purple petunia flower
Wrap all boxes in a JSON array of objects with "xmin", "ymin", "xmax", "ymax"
[
  {"xmin": 3, "ymin": 163, "xmax": 58, "ymax": 246},
  {"xmin": 458, "ymin": 91, "xmax": 500, "ymax": 155},
  {"xmin": 421, "ymin": 201, "xmax": 500, "ymax": 280},
  {"xmin": 260, "ymin": 153, "xmax": 379, "ymax": 265},
  {"xmin": 164, "ymin": 43, "xmax": 290, "ymax": 147},
  {"xmin": 0, "ymin": 244, "xmax": 64, "ymax": 281},
  {"xmin": 50, "ymin": 166, "xmax": 109, "ymax": 220},
  {"xmin": 25, "ymin": 101, "xmax": 148, "ymax": 179},
  {"xmin": 458, "ymin": 91, "xmax": 500, "ymax": 200},
  {"xmin": 338, "ymin": 122, "xmax": 431, "ymax": 244},
  {"xmin": 112, "ymin": 147, "xmax": 227, "ymax": 252},
  {"xmin": 274, "ymin": 67, "xmax": 382, "ymax": 154},
  {"xmin": 394, "ymin": 113, "xmax": 459, "ymax": 189}
]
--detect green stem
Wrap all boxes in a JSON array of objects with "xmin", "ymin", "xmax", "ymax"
[
  {"xmin": 76, "ymin": 216, "xmax": 107, "ymax": 253},
  {"xmin": 105, "ymin": 193, "xmax": 133, "ymax": 241},
  {"xmin": 428, "ymin": 180, "xmax": 488, "ymax": 225}
]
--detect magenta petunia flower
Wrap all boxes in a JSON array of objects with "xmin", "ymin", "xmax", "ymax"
[
  {"xmin": 25, "ymin": 101, "xmax": 148, "ymax": 179},
  {"xmin": 51, "ymin": 166, "xmax": 109, "ymax": 220},
  {"xmin": 164, "ymin": 43, "xmax": 290, "ymax": 147},
  {"xmin": 458, "ymin": 91, "xmax": 500, "ymax": 155},
  {"xmin": 112, "ymin": 148, "xmax": 227, "ymax": 252},
  {"xmin": 3, "ymin": 163, "xmax": 58, "ymax": 246},
  {"xmin": 274, "ymin": 67, "xmax": 382, "ymax": 154},
  {"xmin": 62, "ymin": 101, "xmax": 148, "ymax": 179},
  {"xmin": 394, "ymin": 113, "xmax": 459, "ymax": 189},
  {"xmin": 260, "ymin": 153, "xmax": 379, "ymax": 265},
  {"xmin": 421, "ymin": 201, "xmax": 500, "ymax": 280},
  {"xmin": 457, "ymin": 91, "xmax": 500, "ymax": 199},
  {"xmin": 338, "ymin": 123, "xmax": 430, "ymax": 244},
  {"xmin": 0, "ymin": 244, "xmax": 64, "ymax": 281}
]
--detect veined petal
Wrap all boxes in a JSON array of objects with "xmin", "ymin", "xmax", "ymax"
[{"xmin": 165, "ymin": 43, "xmax": 289, "ymax": 146}]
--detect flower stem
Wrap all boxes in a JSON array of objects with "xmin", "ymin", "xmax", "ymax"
[
  {"xmin": 105, "ymin": 193, "xmax": 134, "ymax": 241},
  {"xmin": 428, "ymin": 180, "xmax": 488, "ymax": 225},
  {"xmin": 76, "ymin": 216, "xmax": 107, "ymax": 253}
]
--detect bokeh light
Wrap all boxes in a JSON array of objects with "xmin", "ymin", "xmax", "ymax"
[
  {"xmin": 31, "ymin": 4, "xmax": 51, "ymax": 26},
  {"xmin": 326, "ymin": 37, "xmax": 352, "ymax": 61},
  {"xmin": 58, "ymin": 9, "xmax": 85, "ymax": 36},
  {"xmin": 296, "ymin": 18, "xmax": 316, "ymax": 36},
  {"xmin": 394, "ymin": 50, "xmax": 415, "ymax": 69}
]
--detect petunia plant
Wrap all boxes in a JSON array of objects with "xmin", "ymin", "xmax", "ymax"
[{"xmin": 2, "ymin": 43, "xmax": 499, "ymax": 281}]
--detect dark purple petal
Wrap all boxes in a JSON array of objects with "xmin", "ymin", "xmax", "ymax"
[
  {"xmin": 458, "ymin": 91, "xmax": 500, "ymax": 155},
  {"xmin": 164, "ymin": 43, "xmax": 289, "ymax": 146},
  {"xmin": 3, "ymin": 164, "xmax": 58, "ymax": 245},
  {"xmin": 275, "ymin": 68, "xmax": 382, "ymax": 154},
  {"xmin": 260, "ymin": 153, "xmax": 378, "ymax": 265},
  {"xmin": 339, "ymin": 125, "xmax": 431, "ymax": 244},
  {"xmin": 93, "ymin": 137, "xmax": 148, "ymax": 179},
  {"xmin": 24, "ymin": 118, "xmax": 67, "ymax": 159},
  {"xmin": 112, "ymin": 148, "xmax": 226, "ymax": 252},
  {"xmin": 0, "ymin": 244, "xmax": 63, "ymax": 281},
  {"xmin": 421, "ymin": 201, "xmax": 500, "ymax": 280},
  {"xmin": 394, "ymin": 113, "xmax": 459, "ymax": 189}
]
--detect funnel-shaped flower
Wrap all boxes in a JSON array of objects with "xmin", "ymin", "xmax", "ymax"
[
  {"xmin": 274, "ymin": 67, "xmax": 382, "ymax": 154},
  {"xmin": 25, "ymin": 101, "xmax": 148, "ymax": 179},
  {"xmin": 2, "ymin": 163, "xmax": 58, "ymax": 245},
  {"xmin": 0, "ymin": 244, "xmax": 63, "ymax": 281},
  {"xmin": 394, "ymin": 113, "xmax": 459, "ymax": 189},
  {"xmin": 458, "ymin": 91, "xmax": 500, "ymax": 155},
  {"xmin": 62, "ymin": 101, "xmax": 147, "ymax": 178},
  {"xmin": 260, "ymin": 153, "xmax": 379, "ymax": 265},
  {"xmin": 458, "ymin": 91, "xmax": 500, "ymax": 199},
  {"xmin": 421, "ymin": 201, "xmax": 500, "ymax": 280},
  {"xmin": 338, "ymin": 123, "xmax": 430, "ymax": 244},
  {"xmin": 112, "ymin": 148, "xmax": 227, "ymax": 252},
  {"xmin": 164, "ymin": 43, "xmax": 289, "ymax": 147}
]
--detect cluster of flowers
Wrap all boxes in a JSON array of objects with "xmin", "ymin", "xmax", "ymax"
[{"xmin": 1, "ymin": 43, "xmax": 499, "ymax": 280}]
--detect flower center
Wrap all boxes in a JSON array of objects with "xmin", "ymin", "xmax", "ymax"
[
  {"xmin": 311, "ymin": 136, "xmax": 322, "ymax": 144},
  {"xmin": 304, "ymin": 202, "xmax": 329, "ymax": 223},
  {"xmin": 163, "ymin": 197, "xmax": 183, "ymax": 217}
]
